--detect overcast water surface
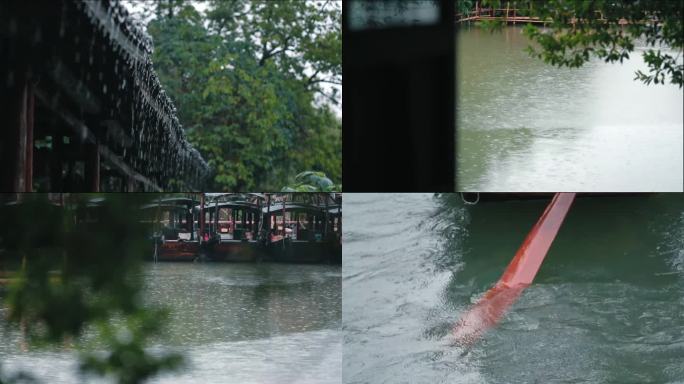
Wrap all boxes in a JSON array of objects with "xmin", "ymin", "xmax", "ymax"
[{"xmin": 343, "ymin": 193, "xmax": 684, "ymax": 383}]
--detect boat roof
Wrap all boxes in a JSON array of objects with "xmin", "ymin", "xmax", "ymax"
[
  {"xmin": 205, "ymin": 193, "xmax": 266, "ymax": 199},
  {"xmin": 195, "ymin": 201, "xmax": 260, "ymax": 211},
  {"xmin": 3, "ymin": 200, "xmax": 63, "ymax": 207},
  {"xmin": 262, "ymin": 202, "xmax": 327, "ymax": 215},
  {"xmin": 140, "ymin": 197, "xmax": 198, "ymax": 210},
  {"xmin": 205, "ymin": 193, "xmax": 266, "ymax": 204}
]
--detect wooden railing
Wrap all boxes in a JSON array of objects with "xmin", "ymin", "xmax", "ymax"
[
  {"xmin": 456, "ymin": 1, "xmax": 631, "ymax": 26},
  {"xmin": 456, "ymin": 1, "xmax": 549, "ymax": 24}
]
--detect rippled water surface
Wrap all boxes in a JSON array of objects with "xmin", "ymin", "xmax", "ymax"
[
  {"xmin": 1, "ymin": 263, "xmax": 341, "ymax": 383},
  {"xmin": 457, "ymin": 27, "xmax": 684, "ymax": 191},
  {"xmin": 343, "ymin": 193, "xmax": 684, "ymax": 383}
]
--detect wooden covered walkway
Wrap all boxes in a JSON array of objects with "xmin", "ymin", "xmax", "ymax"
[
  {"xmin": 456, "ymin": 1, "xmax": 630, "ymax": 26},
  {"xmin": 456, "ymin": 1, "xmax": 549, "ymax": 25}
]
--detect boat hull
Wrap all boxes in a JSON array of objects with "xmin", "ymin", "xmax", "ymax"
[
  {"xmin": 208, "ymin": 240, "xmax": 259, "ymax": 262},
  {"xmin": 267, "ymin": 239, "xmax": 341, "ymax": 264},
  {"xmin": 155, "ymin": 241, "xmax": 201, "ymax": 261}
]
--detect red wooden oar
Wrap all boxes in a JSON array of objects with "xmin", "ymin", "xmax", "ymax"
[{"xmin": 453, "ymin": 192, "xmax": 576, "ymax": 344}]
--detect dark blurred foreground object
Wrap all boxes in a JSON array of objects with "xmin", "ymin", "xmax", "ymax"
[
  {"xmin": 0, "ymin": 0, "xmax": 209, "ymax": 192},
  {"xmin": 343, "ymin": 0, "xmax": 455, "ymax": 191},
  {"xmin": 0, "ymin": 193, "xmax": 182, "ymax": 384}
]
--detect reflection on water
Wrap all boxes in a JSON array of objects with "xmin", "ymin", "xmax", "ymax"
[
  {"xmin": 457, "ymin": 27, "xmax": 684, "ymax": 191},
  {"xmin": 343, "ymin": 193, "xmax": 684, "ymax": 383},
  {"xmin": 1, "ymin": 263, "xmax": 341, "ymax": 383}
]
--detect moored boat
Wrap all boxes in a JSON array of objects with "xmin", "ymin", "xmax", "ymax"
[
  {"xmin": 200, "ymin": 193, "xmax": 263, "ymax": 262},
  {"xmin": 142, "ymin": 196, "xmax": 201, "ymax": 262},
  {"xmin": 138, "ymin": 193, "xmax": 342, "ymax": 264},
  {"xmin": 262, "ymin": 193, "xmax": 341, "ymax": 264}
]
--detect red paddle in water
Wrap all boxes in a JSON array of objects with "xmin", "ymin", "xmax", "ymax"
[{"xmin": 453, "ymin": 192, "xmax": 576, "ymax": 344}]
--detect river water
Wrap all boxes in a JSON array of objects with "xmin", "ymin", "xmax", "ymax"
[
  {"xmin": 457, "ymin": 26, "xmax": 683, "ymax": 192},
  {"xmin": 343, "ymin": 193, "xmax": 684, "ymax": 383},
  {"xmin": 1, "ymin": 263, "xmax": 341, "ymax": 383}
]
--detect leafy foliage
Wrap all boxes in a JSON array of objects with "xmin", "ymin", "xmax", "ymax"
[
  {"xmin": 281, "ymin": 171, "xmax": 341, "ymax": 192},
  {"xmin": 0, "ymin": 195, "xmax": 182, "ymax": 384},
  {"xmin": 456, "ymin": 0, "xmax": 475, "ymax": 16},
  {"xmin": 144, "ymin": 1, "xmax": 341, "ymax": 190},
  {"xmin": 496, "ymin": 0, "xmax": 684, "ymax": 87}
]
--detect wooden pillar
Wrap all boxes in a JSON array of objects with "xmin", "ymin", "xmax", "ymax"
[
  {"xmin": 205, "ymin": 207, "xmax": 211, "ymax": 235},
  {"xmin": 170, "ymin": 209, "xmax": 175, "ymax": 228},
  {"xmin": 126, "ymin": 177, "xmax": 136, "ymax": 192},
  {"xmin": 24, "ymin": 83, "xmax": 34, "ymax": 192},
  {"xmin": 85, "ymin": 142, "xmax": 100, "ymax": 192},
  {"xmin": 282, "ymin": 201, "xmax": 286, "ymax": 235},
  {"xmin": 324, "ymin": 194, "xmax": 329, "ymax": 236},
  {"xmin": 232, "ymin": 209, "xmax": 236, "ymax": 231},
  {"xmin": 49, "ymin": 135, "xmax": 64, "ymax": 192},
  {"xmin": 513, "ymin": 6, "xmax": 516, "ymax": 25},
  {"xmin": 212, "ymin": 209, "xmax": 216, "ymax": 233},
  {"xmin": 1, "ymin": 75, "xmax": 28, "ymax": 191},
  {"xmin": 199, "ymin": 193, "xmax": 205, "ymax": 240},
  {"xmin": 266, "ymin": 194, "xmax": 272, "ymax": 231},
  {"xmin": 214, "ymin": 200, "xmax": 219, "ymax": 233},
  {"xmin": 155, "ymin": 200, "xmax": 162, "ymax": 238},
  {"xmin": 337, "ymin": 203, "xmax": 341, "ymax": 236}
]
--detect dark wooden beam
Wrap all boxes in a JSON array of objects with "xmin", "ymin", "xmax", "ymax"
[
  {"xmin": 84, "ymin": 141, "xmax": 100, "ymax": 192},
  {"xmin": 0, "ymin": 74, "xmax": 28, "ymax": 192},
  {"xmin": 50, "ymin": 133, "xmax": 64, "ymax": 192},
  {"xmin": 25, "ymin": 82, "xmax": 34, "ymax": 192},
  {"xmin": 99, "ymin": 145, "xmax": 161, "ymax": 192},
  {"xmin": 35, "ymin": 89, "xmax": 161, "ymax": 192}
]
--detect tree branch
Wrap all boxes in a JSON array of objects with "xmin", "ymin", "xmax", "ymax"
[
  {"xmin": 305, "ymin": 69, "xmax": 322, "ymax": 85},
  {"xmin": 309, "ymin": 78, "xmax": 342, "ymax": 85}
]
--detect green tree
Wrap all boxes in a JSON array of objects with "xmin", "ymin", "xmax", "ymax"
[
  {"xmin": 471, "ymin": 1, "xmax": 683, "ymax": 87},
  {"xmin": 145, "ymin": 0, "xmax": 341, "ymax": 191},
  {"xmin": 456, "ymin": 0, "xmax": 475, "ymax": 16},
  {"xmin": 281, "ymin": 171, "xmax": 341, "ymax": 192},
  {"xmin": 507, "ymin": 0, "xmax": 683, "ymax": 87}
]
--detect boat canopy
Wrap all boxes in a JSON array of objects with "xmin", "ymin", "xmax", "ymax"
[
  {"xmin": 195, "ymin": 201, "xmax": 260, "ymax": 212},
  {"xmin": 262, "ymin": 202, "xmax": 326, "ymax": 215},
  {"xmin": 141, "ymin": 197, "xmax": 198, "ymax": 211}
]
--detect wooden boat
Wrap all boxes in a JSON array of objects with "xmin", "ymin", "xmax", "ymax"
[
  {"xmin": 262, "ymin": 193, "xmax": 342, "ymax": 264},
  {"xmin": 136, "ymin": 193, "xmax": 342, "ymax": 264},
  {"xmin": 142, "ymin": 197, "xmax": 201, "ymax": 262},
  {"xmin": 199, "ymin": 194, "xmax": 263, "ymax": 262}
]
